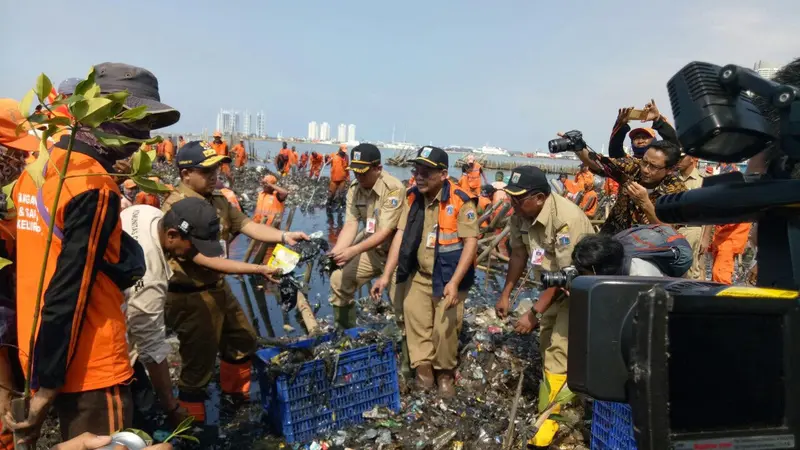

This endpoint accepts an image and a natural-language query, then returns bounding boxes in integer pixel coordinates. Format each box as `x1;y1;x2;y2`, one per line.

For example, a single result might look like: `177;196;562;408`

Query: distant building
308;121;319;141
347;124;356;143
320;122;331;141
216;109;236;134
754;60;781;80
337;124;347;143
243;110;251;136
256;111;266;137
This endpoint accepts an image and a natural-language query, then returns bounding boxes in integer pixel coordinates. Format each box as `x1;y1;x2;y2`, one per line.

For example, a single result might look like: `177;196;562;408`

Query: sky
1;0;798;152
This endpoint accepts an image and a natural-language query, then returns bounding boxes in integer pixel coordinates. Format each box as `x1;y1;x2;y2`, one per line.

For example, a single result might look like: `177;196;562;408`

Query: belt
167;280;223;294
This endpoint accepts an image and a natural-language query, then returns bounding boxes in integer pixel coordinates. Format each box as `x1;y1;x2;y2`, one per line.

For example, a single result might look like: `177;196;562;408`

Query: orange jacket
278;148;292;174
604;178;619;196
309;153;324;175
563;179;581;196
290;151;299;167
579;190;598;217
713;222;752;254
300;153;309;168
211;141;229;157
575;170;594;190
478;196;492;213
14;141;134;392
156;141;166;158
134;191;161;208
466;162;482;190
231;144;247;168
178;138;186;149
163;139;175;163
330;152;349;183
220;188;241;212
253;191;285;226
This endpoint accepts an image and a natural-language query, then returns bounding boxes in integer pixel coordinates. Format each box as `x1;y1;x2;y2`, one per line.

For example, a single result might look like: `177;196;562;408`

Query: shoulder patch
446;204;455;216
388;197;400;208
466;210;476;221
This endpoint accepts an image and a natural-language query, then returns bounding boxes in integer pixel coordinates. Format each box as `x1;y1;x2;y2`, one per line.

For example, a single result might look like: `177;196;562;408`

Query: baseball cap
93;62;179;130
629;128;656;139
0;98;40;152
123;179;137;189
347;143;381;174
176;141;231;169
213;131;222;138
503;166;551;196
163;197;224;257
410;146;448;170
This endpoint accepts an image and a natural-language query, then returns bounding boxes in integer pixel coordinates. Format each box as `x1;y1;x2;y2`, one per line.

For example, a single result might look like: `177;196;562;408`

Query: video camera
568;62;800;449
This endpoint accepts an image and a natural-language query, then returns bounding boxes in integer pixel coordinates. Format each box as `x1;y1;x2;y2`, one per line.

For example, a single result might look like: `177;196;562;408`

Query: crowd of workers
0;57;773;450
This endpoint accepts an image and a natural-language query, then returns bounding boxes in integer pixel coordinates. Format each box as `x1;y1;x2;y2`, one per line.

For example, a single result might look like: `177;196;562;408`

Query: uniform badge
466;210;476;221
557;233;570;246
511;172;521;183
421;147;432;158
446;205;455;216
179;220;190;233
390;197;399;207
353;151;361;161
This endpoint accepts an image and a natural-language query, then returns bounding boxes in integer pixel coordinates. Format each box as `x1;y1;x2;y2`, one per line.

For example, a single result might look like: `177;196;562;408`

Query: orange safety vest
156;141;165;158
330;152;349;183
220;188;242;212
253;191;284;226
563;179;581;196
466;162;482;190
310;153;323;173
14;145;134;393
211;141;229;157
575;170;594;190
163;140;175;163
579;190;598;217
478;196;491;213
231;144;247;168
300;153;309;168
604;178;619;196
290;151;299;167
134;191;161;208
396;181;475;297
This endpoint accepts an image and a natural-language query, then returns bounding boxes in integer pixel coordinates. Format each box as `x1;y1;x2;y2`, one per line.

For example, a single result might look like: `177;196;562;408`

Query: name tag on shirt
426;232;437;249
531;247;545;266
366;218;376;234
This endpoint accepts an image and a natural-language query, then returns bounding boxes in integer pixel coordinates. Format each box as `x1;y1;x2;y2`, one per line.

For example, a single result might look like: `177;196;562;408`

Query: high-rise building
754;60;781;80
256;111;266;137
337;124;347;143
320;122;331;141
216;109;236;134
307;121;319;141
243;110;251;136
347;124;356;143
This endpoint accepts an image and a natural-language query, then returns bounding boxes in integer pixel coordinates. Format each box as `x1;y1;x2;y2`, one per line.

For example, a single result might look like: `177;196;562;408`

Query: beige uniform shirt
679;166;703;191
510;193;595;272
398;186;479;276
345;171;406;253
121;205;172;365
162;183;252;287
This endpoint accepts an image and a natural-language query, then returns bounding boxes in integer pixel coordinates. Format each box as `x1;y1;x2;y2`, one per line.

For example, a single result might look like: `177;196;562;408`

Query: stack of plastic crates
254;328;401;443
591;400;637;450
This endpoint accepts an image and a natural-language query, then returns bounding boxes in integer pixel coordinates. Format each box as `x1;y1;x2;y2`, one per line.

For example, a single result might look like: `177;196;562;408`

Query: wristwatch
531;307;543;320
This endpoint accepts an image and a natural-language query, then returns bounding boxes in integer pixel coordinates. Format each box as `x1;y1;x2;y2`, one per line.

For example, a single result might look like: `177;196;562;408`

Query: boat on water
473;145;510;156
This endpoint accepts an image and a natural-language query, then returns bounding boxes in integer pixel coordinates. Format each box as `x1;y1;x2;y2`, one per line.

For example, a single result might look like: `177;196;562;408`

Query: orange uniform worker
9;63;181;443
217;179;242;212
163;137;175;163
210;131;230;177
231;139;247;168
574;164;594;191
708;222;752;285
253;175;287;226
134;177;163;209
603;178;619;196
462;154;487;197
276;142;292;176
327;145;350;206
309;151;324;178
299;152;309;170
178;136;186;149
121;179;138;210
290;146;299;172
578;180;598;219
156;139;166;161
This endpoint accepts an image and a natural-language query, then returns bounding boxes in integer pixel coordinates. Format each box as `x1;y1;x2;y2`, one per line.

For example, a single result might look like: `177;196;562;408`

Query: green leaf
123;428;153;445
23;143;50;189
105;91;129;105
548;413;567;423
553;387;576;405
91;130;159;148
73;69;95;96
19;90;35;116
52;94;86;107
117;105;149;122
131;150;153;177
34;73;53;104
83;84;101;99
2;181;16;213
176;435;199;444
47;116;72;128
0;258;11;271
71;98;116;127
131;177;172;195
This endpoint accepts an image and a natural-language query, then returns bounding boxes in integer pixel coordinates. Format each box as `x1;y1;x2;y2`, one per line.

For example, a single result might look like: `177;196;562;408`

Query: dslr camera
548;130;586;153
540;266;579;289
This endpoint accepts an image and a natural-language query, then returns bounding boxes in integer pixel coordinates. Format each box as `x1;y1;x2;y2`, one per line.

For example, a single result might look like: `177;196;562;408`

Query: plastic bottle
97;431;147;450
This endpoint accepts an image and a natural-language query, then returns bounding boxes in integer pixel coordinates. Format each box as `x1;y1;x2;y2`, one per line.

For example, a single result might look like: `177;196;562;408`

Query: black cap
176;141;232;169
410;146;448;170
163;198;224;257
93;62;179;129
503;166;551;196
347;144;381;174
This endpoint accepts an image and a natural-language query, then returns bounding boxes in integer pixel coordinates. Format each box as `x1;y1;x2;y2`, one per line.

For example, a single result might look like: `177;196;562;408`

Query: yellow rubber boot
529;371;569;447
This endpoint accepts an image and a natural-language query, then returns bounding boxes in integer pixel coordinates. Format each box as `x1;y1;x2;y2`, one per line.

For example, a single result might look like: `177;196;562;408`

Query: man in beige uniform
328;144;405;329
676;155;705;280
373;146;478;398
164;141;307;421
494;166;594;447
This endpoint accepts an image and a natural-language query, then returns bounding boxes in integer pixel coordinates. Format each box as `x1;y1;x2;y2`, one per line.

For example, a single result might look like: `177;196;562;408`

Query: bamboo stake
502;371;525;450
477;225;511;264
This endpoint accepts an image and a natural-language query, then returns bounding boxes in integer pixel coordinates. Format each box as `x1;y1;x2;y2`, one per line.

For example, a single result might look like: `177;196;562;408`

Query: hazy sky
1;0;798;151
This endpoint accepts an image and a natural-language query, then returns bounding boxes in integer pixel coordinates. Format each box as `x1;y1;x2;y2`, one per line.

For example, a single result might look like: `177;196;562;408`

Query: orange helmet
123;179;137;189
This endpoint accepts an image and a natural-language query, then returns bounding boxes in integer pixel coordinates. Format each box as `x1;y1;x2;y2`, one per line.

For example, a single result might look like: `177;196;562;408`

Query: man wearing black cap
121;198;228;429
327;143;405;340
163;141;308;422
373;146;478;398
495;166;594;447
9;62;179;443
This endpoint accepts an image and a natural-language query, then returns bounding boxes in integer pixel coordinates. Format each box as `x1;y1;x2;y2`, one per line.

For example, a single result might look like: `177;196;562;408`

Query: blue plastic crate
591;400;637;450
255;328;401;443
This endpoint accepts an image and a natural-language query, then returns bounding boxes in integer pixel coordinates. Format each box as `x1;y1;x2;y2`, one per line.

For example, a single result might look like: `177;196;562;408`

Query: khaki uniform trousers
403;271;465;371
329;250;402;324
165;280;257;395
681;226;705;280
540;296;570;375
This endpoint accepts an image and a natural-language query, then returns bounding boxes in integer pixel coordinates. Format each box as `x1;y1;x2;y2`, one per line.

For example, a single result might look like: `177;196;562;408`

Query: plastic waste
97;432;147;450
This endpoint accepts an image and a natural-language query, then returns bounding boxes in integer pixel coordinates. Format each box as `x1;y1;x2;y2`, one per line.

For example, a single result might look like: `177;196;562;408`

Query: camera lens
548;137;571;153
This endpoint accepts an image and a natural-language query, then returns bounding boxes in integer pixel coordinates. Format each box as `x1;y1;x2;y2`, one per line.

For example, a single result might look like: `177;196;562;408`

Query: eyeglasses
509;193;534;205
640;159;666;171
411;167;442;179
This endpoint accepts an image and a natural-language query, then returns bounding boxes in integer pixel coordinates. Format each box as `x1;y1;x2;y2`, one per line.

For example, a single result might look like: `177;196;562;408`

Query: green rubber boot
332;304;357;330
